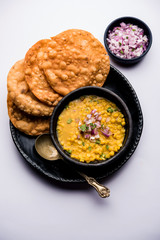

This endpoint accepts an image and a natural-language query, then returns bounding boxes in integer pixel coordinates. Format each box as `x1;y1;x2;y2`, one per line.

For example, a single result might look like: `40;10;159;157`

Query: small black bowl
104;16;152;65
50;86;133;174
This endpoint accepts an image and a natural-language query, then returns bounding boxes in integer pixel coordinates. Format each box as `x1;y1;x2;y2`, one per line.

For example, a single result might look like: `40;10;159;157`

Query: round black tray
10;65;143;182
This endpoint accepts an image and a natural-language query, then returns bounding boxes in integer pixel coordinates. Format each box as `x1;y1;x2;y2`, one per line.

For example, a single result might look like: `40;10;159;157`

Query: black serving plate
10;65;143;182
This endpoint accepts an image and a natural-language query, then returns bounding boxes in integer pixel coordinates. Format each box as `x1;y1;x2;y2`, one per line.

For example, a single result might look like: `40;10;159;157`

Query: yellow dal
57;95;125;163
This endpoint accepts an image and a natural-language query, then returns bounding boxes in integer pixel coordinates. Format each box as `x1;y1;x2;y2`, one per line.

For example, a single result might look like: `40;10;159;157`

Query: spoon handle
78;172;110;198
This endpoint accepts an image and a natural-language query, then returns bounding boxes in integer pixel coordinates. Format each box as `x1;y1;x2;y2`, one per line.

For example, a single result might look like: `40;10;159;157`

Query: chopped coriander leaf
80;96;86;101
91;96;97;99
88;146;92;151
86;126;89;130
107;107;114;113
82;142;85;146
93;99;100;103
100;153;106;159
120;50;124;54
106;145;109;150
101;124;104;129
67;118;72;124
119;42;122;46
80;124;87;132
132;29;136;31
90;123;96;129
95;139;101;144
67;150;72;154
65;105;69;109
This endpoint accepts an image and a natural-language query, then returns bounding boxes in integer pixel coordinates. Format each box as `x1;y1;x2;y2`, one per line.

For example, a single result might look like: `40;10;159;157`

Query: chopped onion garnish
101;127;112;137
95;121;101;128
84;134;90;139
107;22;148;59
91;109;97;114
91;129;98;135
78;109;111;142
87;114;91;119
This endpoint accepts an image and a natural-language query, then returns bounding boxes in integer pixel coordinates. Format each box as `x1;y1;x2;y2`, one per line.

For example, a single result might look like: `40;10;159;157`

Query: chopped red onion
90;136;96;141
95;134;100;139
78;108;112;141
101;131;110;137
101;127;111;138
97;116;102;121
94;112;99;117
91;129;98;135
85;119;94;125
107;22;148;59
95;121;101;128
84;134;90;139
91;109;97;114
77;135;80;139
87;114;91;119
78;121;82;126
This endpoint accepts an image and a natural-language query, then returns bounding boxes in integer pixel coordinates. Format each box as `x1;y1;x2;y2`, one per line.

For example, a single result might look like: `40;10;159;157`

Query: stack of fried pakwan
7;29;110;136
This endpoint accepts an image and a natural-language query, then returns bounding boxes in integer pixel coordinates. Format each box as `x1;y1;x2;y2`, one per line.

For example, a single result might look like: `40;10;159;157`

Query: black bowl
50;86;133;174
104;16;152;65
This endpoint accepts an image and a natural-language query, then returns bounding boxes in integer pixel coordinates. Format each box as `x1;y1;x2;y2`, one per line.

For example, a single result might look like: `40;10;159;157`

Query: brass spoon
35;134;110;198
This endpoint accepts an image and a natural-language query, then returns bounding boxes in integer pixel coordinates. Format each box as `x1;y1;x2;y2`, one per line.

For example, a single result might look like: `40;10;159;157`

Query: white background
0;0;160;239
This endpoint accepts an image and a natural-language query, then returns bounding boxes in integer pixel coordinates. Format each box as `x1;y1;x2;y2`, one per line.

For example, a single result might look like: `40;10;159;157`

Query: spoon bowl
35;133;61;160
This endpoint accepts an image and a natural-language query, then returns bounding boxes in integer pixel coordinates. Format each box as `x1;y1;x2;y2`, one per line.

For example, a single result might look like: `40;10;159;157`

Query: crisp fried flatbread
24;39;62;106
41;29;110;95
7;94;50;136
7;59;55;116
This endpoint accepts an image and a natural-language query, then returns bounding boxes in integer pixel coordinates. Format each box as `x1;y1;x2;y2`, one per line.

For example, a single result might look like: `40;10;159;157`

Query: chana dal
57;95;126;163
